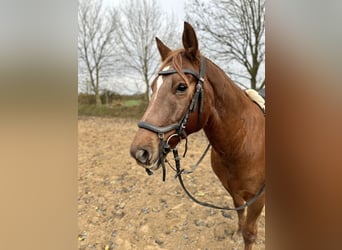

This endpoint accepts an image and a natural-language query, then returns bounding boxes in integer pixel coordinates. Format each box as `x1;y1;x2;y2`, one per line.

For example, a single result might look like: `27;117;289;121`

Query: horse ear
182;21;199;60
156;37;171;61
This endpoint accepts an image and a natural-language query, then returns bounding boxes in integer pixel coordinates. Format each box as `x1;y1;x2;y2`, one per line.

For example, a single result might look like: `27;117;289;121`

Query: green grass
123;99;141;107
78;99;147;119
111;99;142;107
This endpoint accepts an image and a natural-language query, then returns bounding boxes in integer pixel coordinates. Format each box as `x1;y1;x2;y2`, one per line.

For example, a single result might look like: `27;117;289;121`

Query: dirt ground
78;116;265;250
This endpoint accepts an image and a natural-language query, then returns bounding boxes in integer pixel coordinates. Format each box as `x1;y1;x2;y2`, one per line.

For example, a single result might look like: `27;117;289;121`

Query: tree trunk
144;67;150;101
251;76;257;90
95;90;102;106
144;83;149;101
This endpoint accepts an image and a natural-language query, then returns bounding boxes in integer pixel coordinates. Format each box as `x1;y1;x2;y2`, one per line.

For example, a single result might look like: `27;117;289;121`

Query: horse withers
130;22;265;250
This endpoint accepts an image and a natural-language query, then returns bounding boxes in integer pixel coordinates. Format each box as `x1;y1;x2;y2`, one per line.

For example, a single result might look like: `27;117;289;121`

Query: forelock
159;49;190;85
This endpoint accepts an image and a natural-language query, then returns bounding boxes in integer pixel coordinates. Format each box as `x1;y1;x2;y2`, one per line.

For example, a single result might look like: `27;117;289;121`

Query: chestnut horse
130;22;265;250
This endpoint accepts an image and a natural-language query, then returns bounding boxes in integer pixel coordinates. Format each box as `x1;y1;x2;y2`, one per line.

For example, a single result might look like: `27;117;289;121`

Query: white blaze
156;75;163;93
143;66;170;119
151;66;170;102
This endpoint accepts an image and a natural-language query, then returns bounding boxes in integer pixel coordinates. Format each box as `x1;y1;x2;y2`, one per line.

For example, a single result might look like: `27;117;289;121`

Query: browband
158;69;201;82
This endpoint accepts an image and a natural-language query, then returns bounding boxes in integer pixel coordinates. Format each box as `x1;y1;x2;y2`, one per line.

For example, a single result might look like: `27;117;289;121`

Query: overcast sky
104;0;185;26
81;0;264;93
91;0;187;94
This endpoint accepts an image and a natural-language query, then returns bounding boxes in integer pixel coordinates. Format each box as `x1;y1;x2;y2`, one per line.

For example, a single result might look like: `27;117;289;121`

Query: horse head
130;22;210;172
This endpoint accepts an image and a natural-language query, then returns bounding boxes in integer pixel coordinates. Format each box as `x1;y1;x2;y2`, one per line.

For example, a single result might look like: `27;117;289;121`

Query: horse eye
176;83;188;93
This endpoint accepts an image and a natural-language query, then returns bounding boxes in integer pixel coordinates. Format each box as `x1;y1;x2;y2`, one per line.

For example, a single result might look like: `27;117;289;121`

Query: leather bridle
137;55;206;181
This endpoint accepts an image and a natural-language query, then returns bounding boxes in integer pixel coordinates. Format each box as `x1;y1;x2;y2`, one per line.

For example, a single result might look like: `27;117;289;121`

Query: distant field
78;98;147;119
113;99;141;107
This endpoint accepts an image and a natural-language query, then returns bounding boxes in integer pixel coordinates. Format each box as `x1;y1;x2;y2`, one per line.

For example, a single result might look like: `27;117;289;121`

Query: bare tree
78;0;119;105
186;0;265;90
117;0;180;100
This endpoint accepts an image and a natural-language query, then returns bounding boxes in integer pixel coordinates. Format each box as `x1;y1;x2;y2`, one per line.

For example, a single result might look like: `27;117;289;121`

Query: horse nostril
135;148;151;164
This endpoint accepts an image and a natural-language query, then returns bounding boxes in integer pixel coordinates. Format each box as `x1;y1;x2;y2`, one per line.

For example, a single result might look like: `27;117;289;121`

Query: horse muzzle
130;137;161;168
133;147;152;165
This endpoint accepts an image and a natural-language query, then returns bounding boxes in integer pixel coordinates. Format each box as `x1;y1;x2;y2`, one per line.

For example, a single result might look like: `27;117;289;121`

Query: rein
172;148;266;211
137;55;265;211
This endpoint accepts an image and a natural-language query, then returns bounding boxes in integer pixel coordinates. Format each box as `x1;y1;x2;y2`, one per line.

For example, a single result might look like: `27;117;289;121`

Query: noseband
137;56;206;180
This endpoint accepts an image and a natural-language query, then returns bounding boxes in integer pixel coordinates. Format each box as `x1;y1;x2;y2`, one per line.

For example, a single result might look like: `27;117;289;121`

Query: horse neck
203;60;252;154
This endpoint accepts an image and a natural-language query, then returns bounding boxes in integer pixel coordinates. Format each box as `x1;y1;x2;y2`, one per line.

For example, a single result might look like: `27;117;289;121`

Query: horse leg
211;156;244;234
242;193;265;250
231;194;246;234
